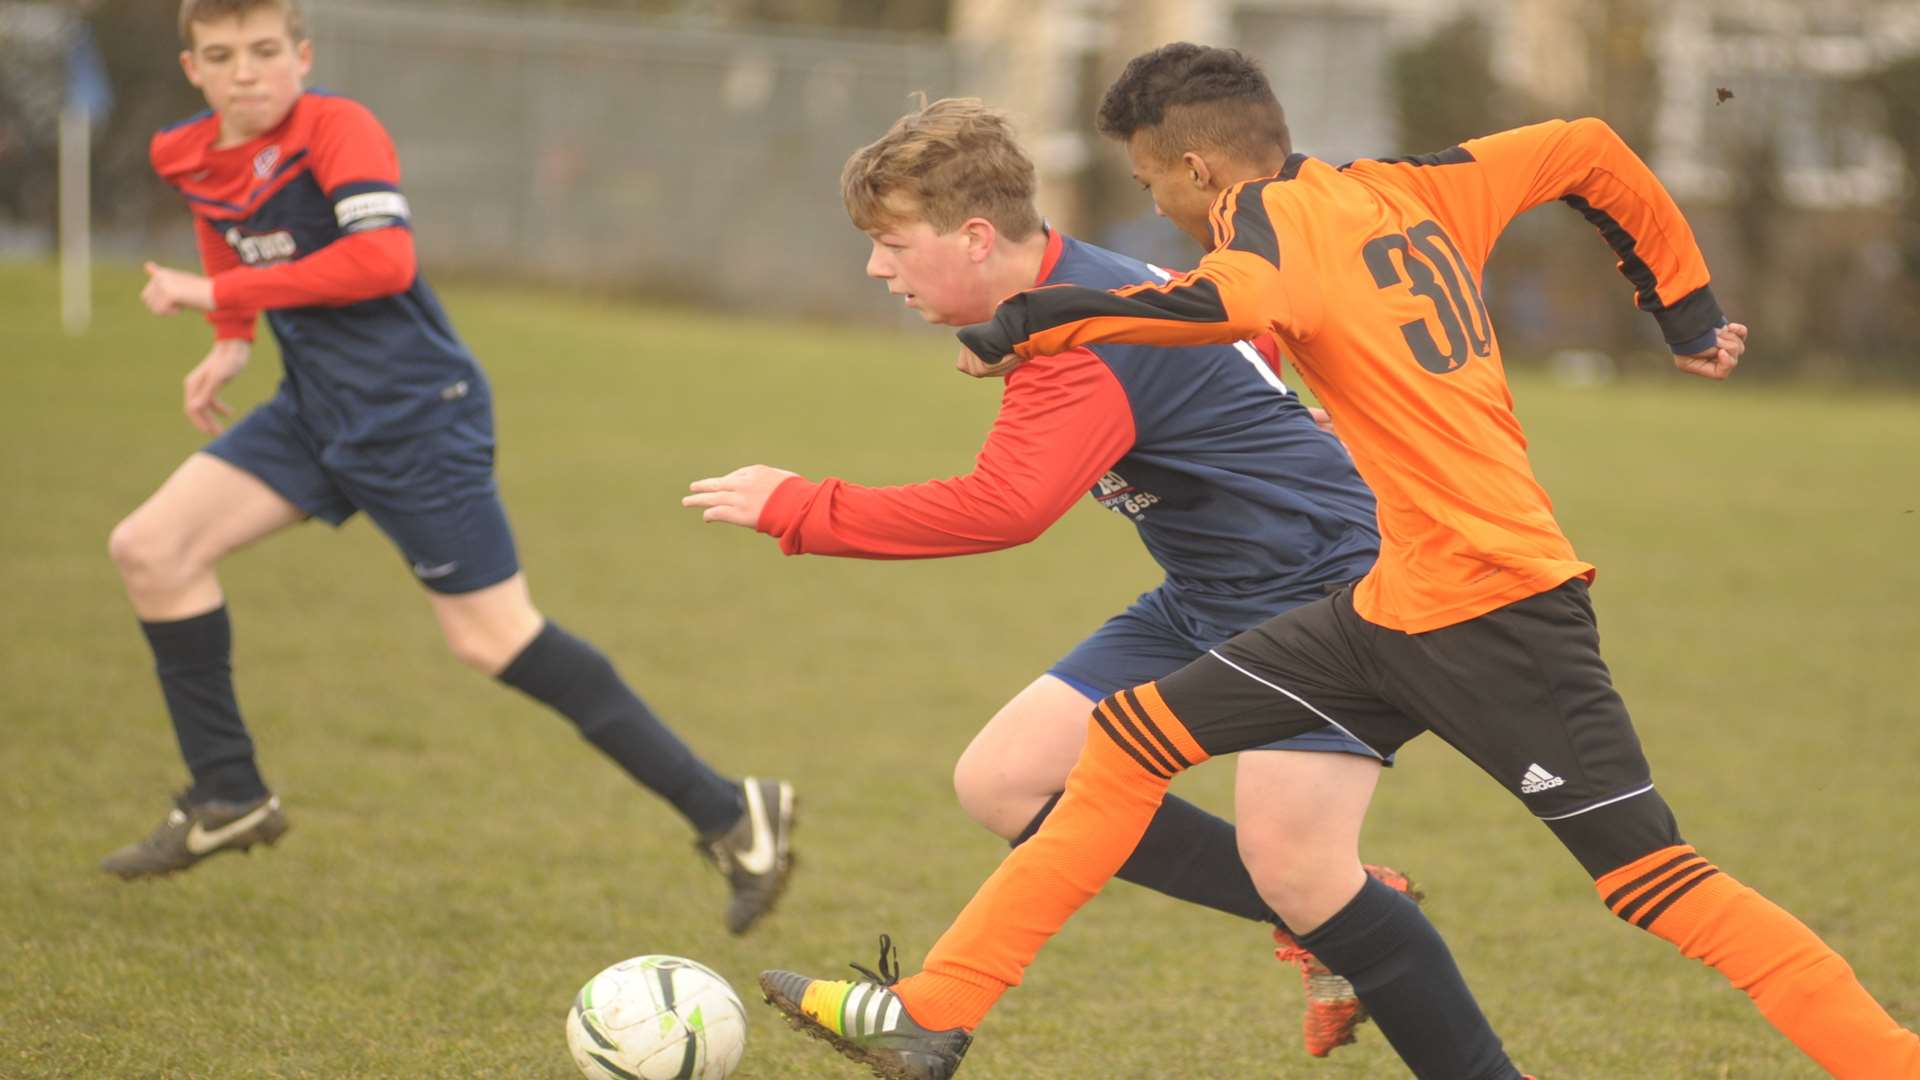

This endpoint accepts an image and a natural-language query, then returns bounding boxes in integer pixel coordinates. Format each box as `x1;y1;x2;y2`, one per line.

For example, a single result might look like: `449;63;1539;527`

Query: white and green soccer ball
566;955;748;1080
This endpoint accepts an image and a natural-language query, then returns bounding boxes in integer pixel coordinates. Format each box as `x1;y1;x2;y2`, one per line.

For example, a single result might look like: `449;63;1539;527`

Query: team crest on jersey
1093;470;1161;519
252;145;281;180
224;226;297;266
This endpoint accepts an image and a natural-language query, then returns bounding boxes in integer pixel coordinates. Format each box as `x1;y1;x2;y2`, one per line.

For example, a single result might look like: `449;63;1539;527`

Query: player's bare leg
952;675;1099;840
439;573;795;934
425;571;544;675
109;451;306;620
1235;750;1377;931
102;452;304;878
1236;750;1384;1055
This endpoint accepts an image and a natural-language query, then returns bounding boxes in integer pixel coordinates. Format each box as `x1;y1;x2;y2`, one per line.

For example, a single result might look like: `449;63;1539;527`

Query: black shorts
1156;578;1654;820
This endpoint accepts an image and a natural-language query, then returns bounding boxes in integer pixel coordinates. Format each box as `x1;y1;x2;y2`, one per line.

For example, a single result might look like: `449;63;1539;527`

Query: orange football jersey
960;118;1724;632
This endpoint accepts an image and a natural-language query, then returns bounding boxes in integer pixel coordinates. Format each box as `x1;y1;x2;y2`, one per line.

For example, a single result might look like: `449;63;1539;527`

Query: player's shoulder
149;109;218;174
1048;233;1164;291
1339;145;1478;178
1213;155;1320;241
298;89;392;141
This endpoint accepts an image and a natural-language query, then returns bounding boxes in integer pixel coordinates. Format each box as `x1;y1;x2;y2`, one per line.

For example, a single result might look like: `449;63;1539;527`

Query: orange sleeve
1399;118;1724;353
958;179;1299;363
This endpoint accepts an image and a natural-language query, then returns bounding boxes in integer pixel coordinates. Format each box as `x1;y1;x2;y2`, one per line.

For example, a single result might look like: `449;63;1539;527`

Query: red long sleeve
757;348;1136;558
211;226;415;311
194;217;258;341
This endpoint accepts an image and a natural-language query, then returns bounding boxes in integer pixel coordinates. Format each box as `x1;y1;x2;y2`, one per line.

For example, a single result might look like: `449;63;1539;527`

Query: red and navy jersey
152;90;484;442
758;229;1378;638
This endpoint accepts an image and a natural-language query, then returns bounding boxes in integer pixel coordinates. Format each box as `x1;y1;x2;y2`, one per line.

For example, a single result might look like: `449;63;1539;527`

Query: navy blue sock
139;606;267;804
1015;791;1280;926
1298;876;1519;1080
499;622;742;835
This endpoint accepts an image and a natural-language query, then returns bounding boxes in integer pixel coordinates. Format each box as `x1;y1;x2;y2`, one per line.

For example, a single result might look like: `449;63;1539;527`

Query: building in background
3;0;1915;374
958;0;1919;375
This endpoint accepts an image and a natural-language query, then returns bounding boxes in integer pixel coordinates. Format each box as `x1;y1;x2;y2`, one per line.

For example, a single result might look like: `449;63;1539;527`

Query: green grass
3;260;1917;1078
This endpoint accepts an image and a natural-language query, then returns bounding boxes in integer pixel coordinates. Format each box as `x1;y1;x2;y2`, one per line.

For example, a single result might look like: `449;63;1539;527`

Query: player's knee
1241;833;1362;930
108;514;184;585
1236;825;1306;895
951;750;1022;839
443;625;512;674
1240;818;1353;891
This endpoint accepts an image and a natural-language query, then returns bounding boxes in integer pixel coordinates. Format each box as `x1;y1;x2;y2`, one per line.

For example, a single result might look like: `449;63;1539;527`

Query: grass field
3;260;1917;1078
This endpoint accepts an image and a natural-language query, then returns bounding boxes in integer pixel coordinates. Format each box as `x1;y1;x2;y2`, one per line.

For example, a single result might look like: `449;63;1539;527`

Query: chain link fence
307;1;974;319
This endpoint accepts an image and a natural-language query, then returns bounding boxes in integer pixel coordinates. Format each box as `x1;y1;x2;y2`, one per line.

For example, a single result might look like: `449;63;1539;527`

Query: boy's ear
179;48;200;88
961;217;997;262
1182;151;1215;191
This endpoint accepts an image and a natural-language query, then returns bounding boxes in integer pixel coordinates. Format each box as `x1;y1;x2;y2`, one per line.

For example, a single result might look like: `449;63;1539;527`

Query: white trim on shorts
1206;648;1387;762
1533;782;1658;822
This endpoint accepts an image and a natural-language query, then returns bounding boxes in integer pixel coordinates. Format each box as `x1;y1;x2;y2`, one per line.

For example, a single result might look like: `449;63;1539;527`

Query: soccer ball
566;955;748;1080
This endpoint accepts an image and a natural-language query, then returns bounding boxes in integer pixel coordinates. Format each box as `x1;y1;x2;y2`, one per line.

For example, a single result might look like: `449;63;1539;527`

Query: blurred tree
1857;50;1920;378
0;2;69;229
86;0;206;231
1388;13;1506;152
1581;0;1657;149
1862;51;1920;280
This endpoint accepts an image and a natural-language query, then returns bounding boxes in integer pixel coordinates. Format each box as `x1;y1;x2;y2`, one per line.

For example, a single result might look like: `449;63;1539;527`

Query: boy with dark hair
760;43;1917;1079
103;0;795;937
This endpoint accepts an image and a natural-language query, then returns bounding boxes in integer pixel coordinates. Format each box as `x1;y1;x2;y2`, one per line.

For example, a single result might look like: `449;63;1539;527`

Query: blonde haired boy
690;98;1519;1075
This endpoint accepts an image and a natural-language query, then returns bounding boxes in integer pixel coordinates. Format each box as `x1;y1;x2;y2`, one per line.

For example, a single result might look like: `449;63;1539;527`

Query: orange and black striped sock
893;684;1210;1032
1597;845;1920;1078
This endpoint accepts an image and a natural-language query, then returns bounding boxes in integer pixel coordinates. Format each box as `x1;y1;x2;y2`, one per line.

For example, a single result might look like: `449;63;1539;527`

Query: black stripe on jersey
956;319;1016;367
1651;283;1725;351
962;271;1239;363
184;191;248;214
330;178;402;200
1356;146;1477;169
1633;867;1721;929
1561;193;1661;311
1614;858;1709;924
1104;696;1179;777
1602;852;1700;911
1093;700;1173;780
1208;195;1233;249
1054;276;1232;327
157;108;214;135
1121;688;1194;771
1222;180;1280;267
1278;153;1308;181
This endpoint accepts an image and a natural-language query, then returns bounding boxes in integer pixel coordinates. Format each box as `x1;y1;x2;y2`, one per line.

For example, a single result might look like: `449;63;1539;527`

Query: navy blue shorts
204;391;520;595
1048;585;1387;761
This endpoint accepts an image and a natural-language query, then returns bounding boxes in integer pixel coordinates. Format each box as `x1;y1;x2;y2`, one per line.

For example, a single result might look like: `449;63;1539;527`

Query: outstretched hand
141;262;216;315
683;464;799;528
1674;321;1747;381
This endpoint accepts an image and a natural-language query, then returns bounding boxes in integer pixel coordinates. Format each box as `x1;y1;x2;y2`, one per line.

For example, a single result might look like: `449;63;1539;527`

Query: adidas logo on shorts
1520;763;1565;795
